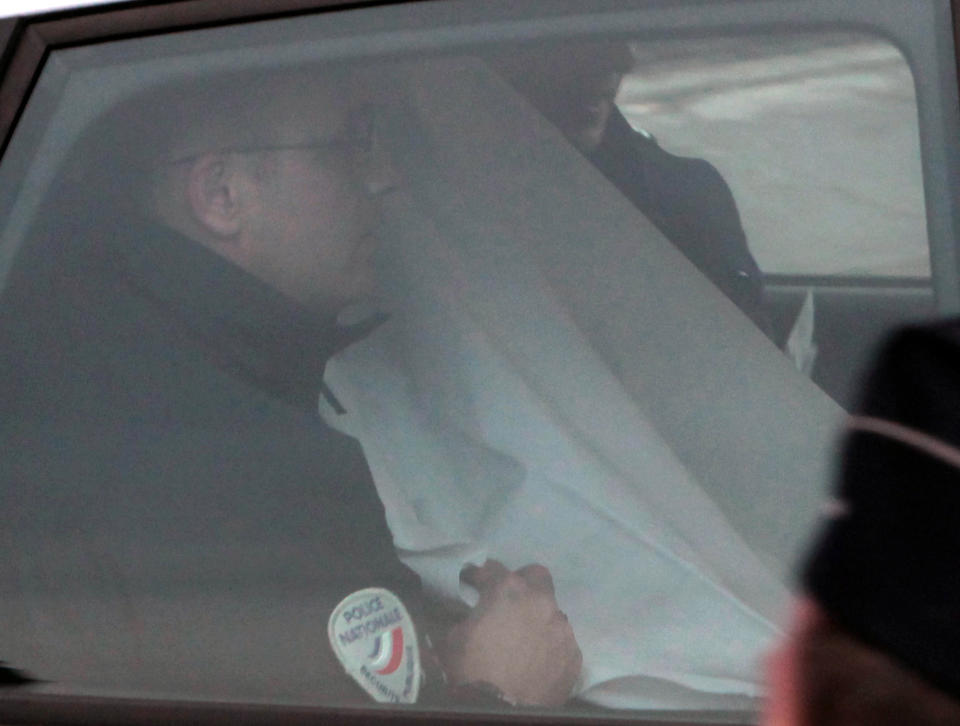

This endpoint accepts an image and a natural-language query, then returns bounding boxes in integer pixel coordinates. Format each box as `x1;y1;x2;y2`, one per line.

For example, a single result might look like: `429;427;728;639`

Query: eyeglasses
166;106;377;165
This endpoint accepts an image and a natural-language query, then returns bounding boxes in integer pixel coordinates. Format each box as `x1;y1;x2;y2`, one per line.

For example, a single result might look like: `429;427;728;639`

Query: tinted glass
0;1;953;722
620;33;927;278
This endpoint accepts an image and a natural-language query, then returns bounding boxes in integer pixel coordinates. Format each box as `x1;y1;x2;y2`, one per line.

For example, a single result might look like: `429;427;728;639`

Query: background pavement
619;32;929;278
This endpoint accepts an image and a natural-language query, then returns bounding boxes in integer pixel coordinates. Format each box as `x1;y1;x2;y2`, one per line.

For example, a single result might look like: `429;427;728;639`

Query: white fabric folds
324;59;844;710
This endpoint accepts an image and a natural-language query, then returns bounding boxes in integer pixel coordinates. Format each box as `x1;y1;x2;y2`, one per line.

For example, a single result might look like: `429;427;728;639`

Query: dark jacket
0;206;432;704
589;109;771;336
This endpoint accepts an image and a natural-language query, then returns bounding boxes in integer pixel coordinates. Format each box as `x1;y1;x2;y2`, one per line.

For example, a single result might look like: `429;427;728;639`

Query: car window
604;30;933;406
0;1;958;724
619;32;928;279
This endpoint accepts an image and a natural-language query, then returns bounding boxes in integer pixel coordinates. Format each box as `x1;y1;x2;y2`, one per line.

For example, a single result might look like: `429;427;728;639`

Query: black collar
117;218;382;412
588;107;652;172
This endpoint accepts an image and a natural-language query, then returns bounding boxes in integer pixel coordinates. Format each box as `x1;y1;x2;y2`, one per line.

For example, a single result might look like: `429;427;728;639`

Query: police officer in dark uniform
0;66;580;708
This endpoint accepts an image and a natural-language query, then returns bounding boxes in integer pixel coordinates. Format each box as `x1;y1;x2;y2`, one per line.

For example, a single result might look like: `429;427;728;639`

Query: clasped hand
441;559;582;707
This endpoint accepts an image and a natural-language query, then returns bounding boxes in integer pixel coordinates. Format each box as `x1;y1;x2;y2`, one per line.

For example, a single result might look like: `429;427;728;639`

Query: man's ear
185;152;245;239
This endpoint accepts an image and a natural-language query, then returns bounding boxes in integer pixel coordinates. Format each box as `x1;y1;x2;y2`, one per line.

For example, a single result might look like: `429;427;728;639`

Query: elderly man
0;66;579;707
760;319;960;725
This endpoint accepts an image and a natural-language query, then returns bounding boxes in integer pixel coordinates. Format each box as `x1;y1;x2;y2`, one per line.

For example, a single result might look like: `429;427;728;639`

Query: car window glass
619;33;927;278
0;1;953;723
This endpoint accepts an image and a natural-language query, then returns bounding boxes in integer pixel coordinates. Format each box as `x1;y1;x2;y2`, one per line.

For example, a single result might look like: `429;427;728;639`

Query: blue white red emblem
327;587;421;703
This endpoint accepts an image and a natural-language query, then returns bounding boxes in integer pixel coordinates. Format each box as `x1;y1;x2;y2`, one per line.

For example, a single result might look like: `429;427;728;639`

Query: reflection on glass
0;17;929;723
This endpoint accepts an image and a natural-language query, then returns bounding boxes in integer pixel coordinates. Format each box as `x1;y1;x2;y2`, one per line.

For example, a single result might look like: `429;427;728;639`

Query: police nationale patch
327;587;421;704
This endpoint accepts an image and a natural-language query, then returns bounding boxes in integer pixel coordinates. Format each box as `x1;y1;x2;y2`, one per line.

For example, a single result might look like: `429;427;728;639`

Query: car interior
0;0;958;724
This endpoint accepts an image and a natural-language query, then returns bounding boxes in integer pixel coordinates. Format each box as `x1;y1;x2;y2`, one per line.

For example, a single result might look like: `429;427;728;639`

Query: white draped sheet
324;58;845;710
